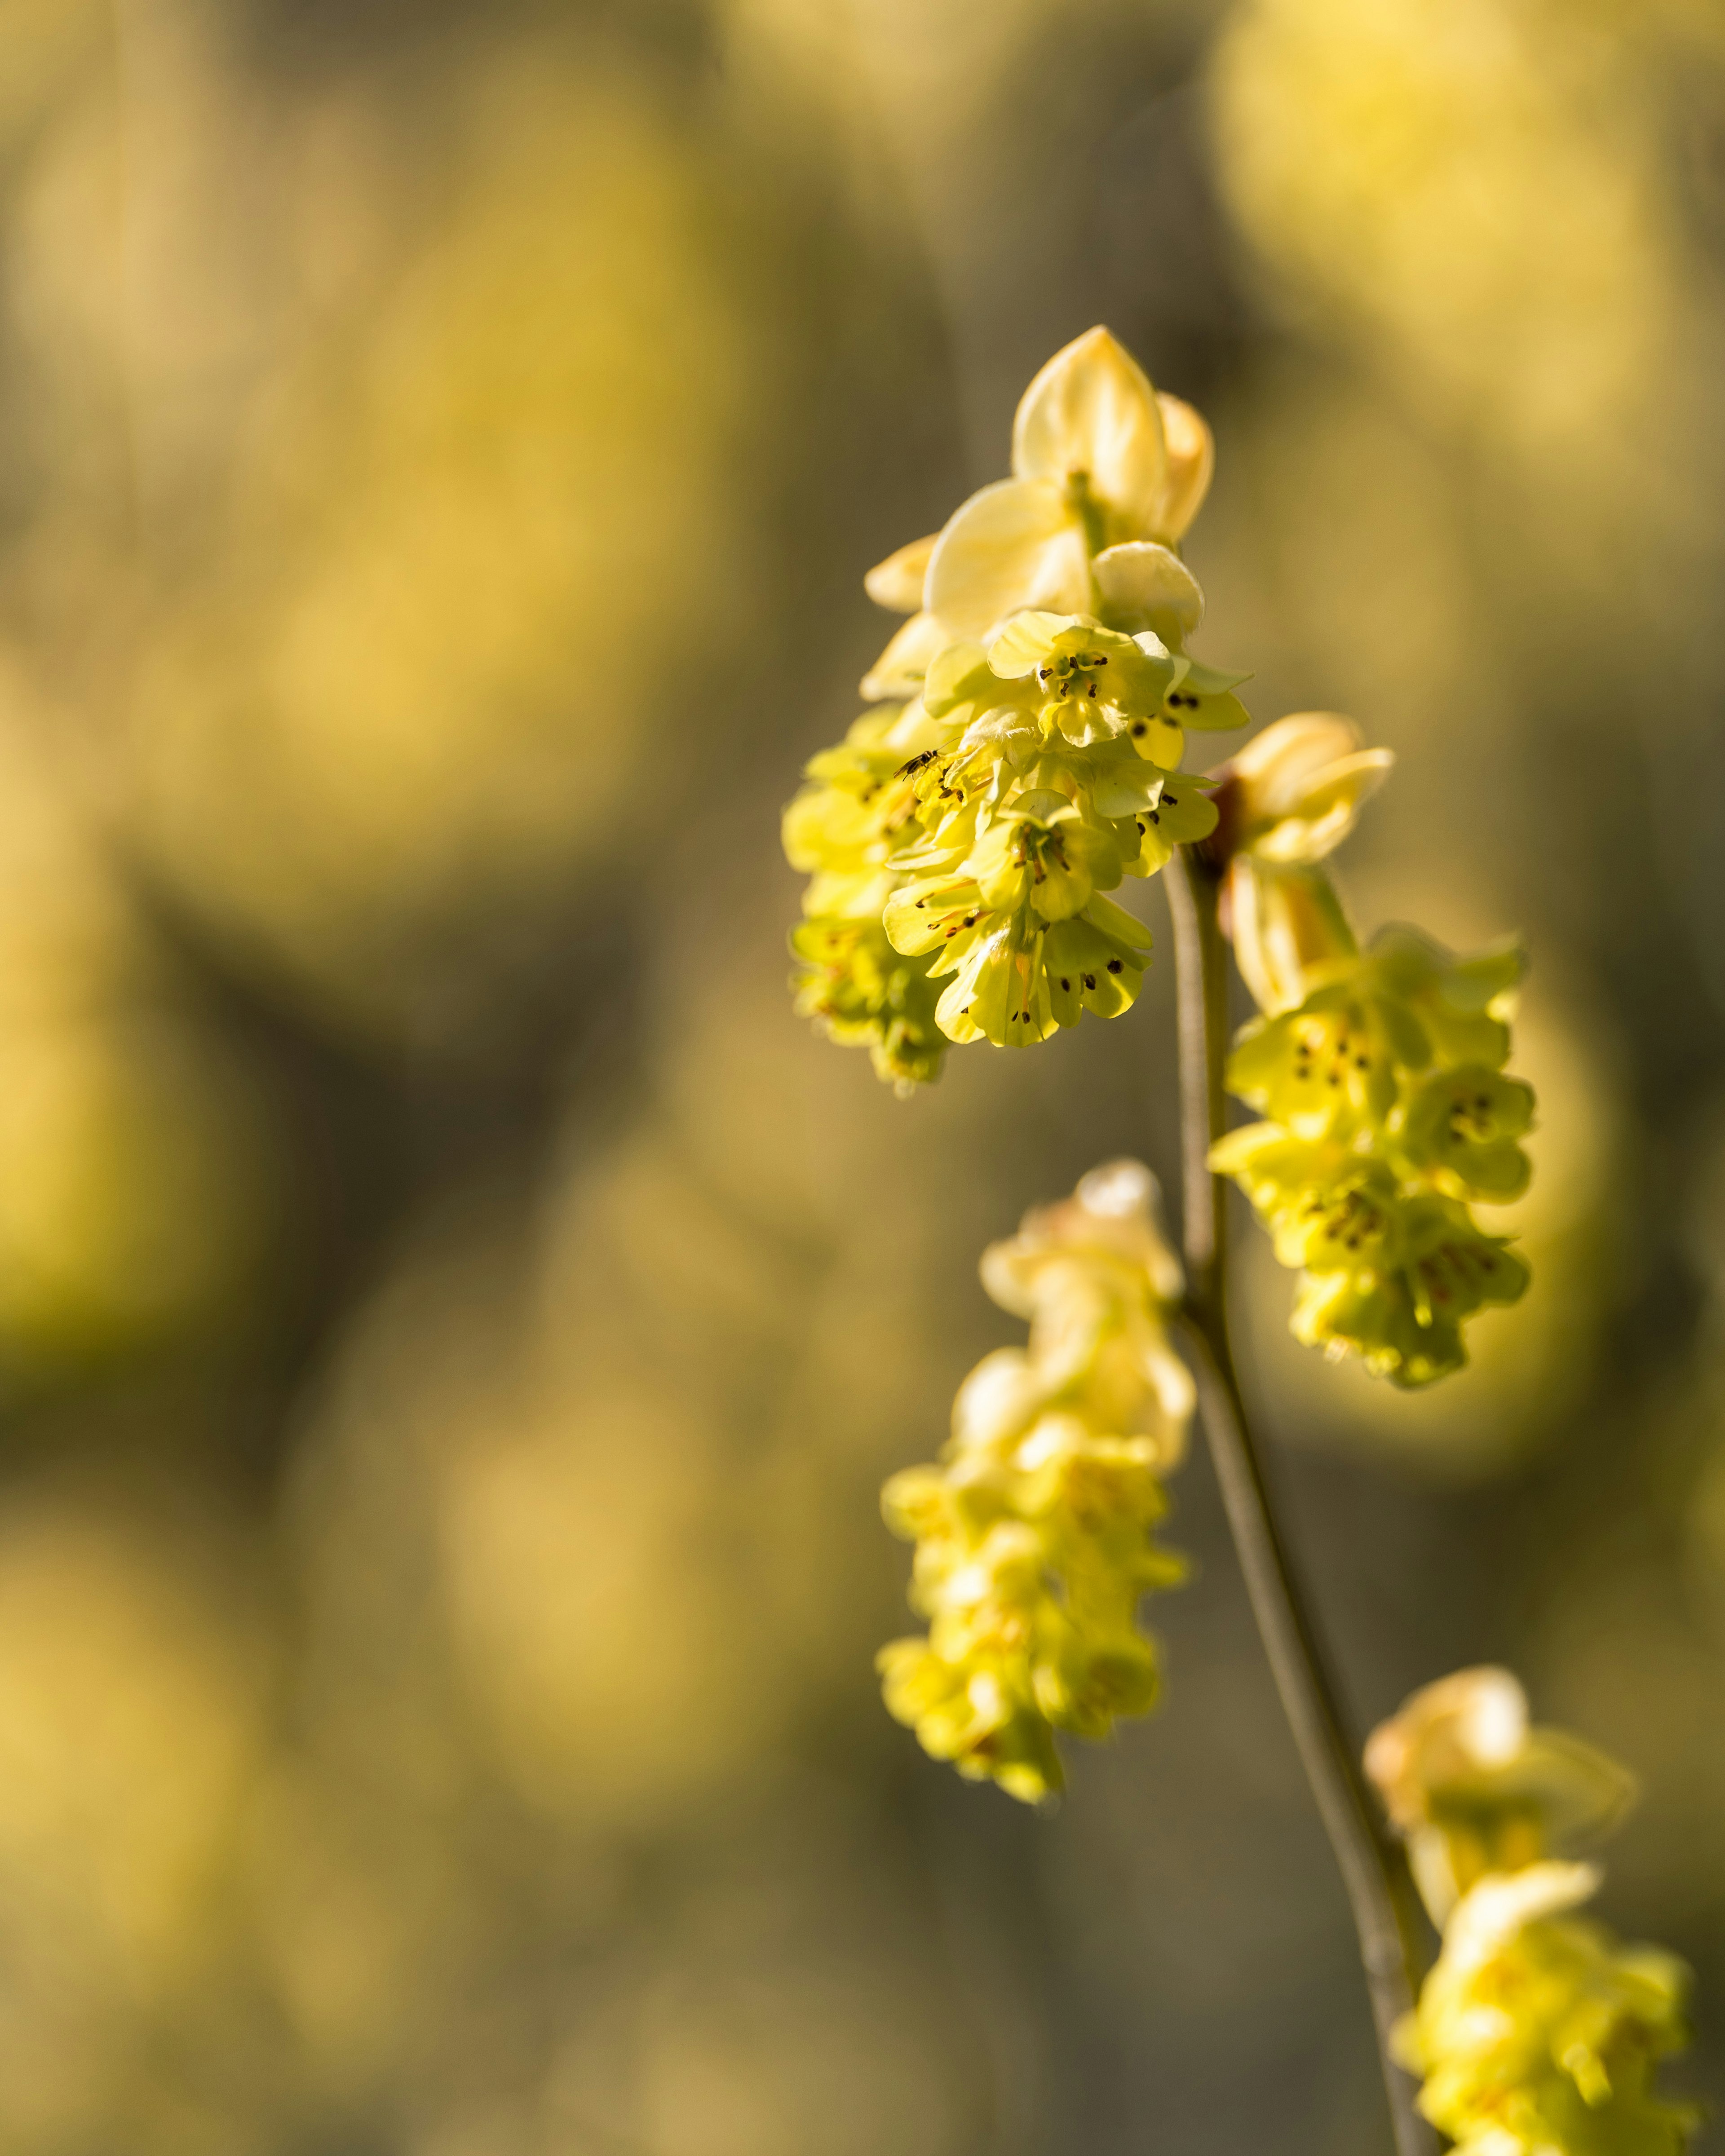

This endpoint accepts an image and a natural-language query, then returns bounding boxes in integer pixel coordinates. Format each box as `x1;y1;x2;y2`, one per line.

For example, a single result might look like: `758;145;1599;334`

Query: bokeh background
0;0;1721;2148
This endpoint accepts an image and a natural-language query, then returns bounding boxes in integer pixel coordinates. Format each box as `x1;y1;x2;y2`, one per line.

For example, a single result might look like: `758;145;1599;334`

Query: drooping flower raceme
784;328;1250;1085
1367;1670;1694;2156
1208;716;1537;1386
877;1161;1193;1802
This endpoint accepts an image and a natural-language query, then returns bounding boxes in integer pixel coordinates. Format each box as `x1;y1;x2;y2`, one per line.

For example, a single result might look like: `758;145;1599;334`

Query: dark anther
1060;977;1071;991
1131;722;1146;737
1106;958;1123;974
1083;973;1097;990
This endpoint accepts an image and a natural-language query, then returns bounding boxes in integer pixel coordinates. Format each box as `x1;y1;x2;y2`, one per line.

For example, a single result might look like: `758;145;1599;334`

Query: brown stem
1165;848;1435;2156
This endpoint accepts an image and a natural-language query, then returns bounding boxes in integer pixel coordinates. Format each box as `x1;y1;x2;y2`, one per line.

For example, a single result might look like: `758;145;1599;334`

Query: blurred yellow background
0;0;1720;2148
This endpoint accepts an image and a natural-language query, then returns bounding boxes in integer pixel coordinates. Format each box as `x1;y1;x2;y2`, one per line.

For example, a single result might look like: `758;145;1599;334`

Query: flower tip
1074;1156;1159;1220
864;533;939;613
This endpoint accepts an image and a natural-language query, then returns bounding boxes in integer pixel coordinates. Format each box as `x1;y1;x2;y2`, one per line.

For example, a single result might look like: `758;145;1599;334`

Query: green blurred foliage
0;0;1718;2150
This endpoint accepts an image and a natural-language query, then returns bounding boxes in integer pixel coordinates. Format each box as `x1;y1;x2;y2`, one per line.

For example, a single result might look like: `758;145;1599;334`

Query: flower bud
1366;1667;1638;1923
1211;712;1394;867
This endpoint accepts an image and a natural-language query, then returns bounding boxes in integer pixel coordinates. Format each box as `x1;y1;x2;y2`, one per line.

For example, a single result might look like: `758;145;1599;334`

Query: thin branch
1165;848;1436;2156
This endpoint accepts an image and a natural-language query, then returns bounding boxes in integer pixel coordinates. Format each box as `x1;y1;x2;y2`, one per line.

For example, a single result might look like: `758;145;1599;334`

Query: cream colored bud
1011;327;1168;528
1365;1666;1638;1923
1221;712;1394;865
981;1157;1184;1316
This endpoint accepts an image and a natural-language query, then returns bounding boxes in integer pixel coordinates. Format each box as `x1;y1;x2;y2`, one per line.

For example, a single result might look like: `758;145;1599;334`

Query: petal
925;479;1090;639
923;639;994;716
1093;542;1205;642
1011;327;1167;529
1089;754;1162;821
1182;658;1252;696
1152;393;1214;539
861;610;948;700
883;876;981;955
1226;860;1358;1015
1129;716;1185;767
864;532;939;612
1082;891;1154;950
987;610;1086;679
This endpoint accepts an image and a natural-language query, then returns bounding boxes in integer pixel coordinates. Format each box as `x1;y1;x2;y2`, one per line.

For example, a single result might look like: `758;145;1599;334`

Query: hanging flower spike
1367;1670;1693;2156
1395;1862;1694;2156
787;329;1246;1085
1207;716;1536;1386
878;1162;1193;1801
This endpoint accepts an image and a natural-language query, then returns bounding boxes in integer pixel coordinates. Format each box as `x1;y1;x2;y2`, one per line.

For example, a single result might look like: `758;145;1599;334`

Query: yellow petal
863;532;939;613
986;610;1085;680
1092;541;1204;641
1153;393;1215;539
860;610;948;700
1010;327;1167;528
924;478;1090;640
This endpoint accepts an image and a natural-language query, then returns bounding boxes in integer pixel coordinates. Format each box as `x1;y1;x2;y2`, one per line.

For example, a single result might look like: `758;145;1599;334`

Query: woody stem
1165;846;1434;2156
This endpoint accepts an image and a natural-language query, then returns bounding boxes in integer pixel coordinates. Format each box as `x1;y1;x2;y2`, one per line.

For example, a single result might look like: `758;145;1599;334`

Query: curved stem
1165;848;1435;2156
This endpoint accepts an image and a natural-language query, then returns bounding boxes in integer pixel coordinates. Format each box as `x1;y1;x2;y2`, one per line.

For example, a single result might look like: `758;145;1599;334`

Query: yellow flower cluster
878;1161;1193;1801
1367;1669;1694;2156
1208;718;1536;1385
784;328;1251;1086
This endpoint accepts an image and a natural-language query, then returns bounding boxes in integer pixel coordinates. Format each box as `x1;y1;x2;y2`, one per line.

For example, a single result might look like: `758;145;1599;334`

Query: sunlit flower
1400;1064;1538;1202
987;611;1180;751
1365;1667;1637;1923
1394;1861;1693;2156
1213;712;1395;866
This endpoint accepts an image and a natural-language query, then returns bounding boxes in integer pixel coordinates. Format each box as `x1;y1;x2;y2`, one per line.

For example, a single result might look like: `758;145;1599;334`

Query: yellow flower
1365;1667;1637;1923
1394;1862;1693;2156
1215;712;1395;866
